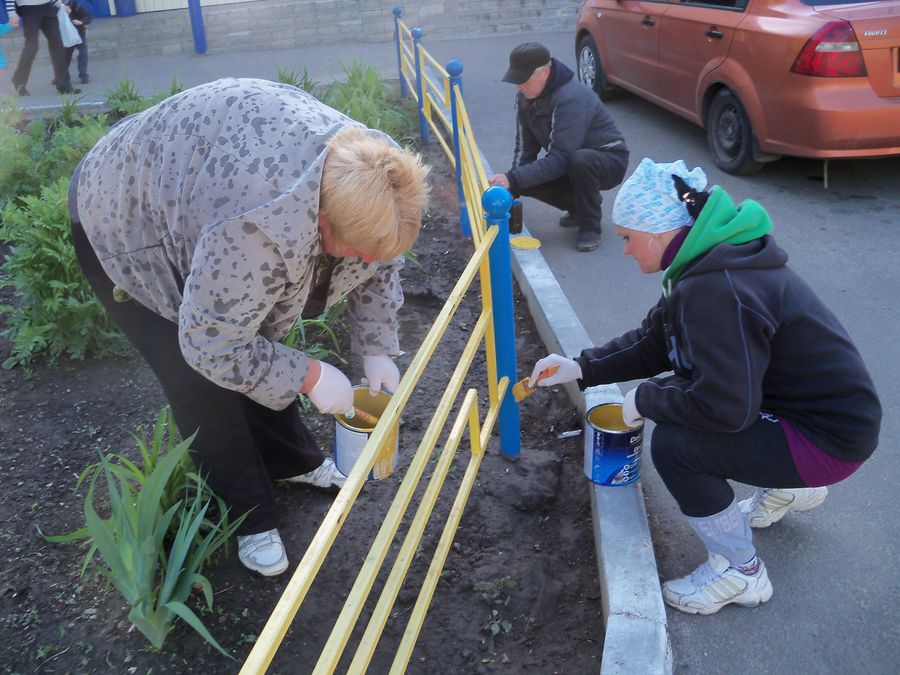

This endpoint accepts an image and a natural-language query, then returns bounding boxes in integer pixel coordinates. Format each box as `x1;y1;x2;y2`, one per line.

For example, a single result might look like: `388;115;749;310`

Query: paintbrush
345;407;380;427
512;364;560;402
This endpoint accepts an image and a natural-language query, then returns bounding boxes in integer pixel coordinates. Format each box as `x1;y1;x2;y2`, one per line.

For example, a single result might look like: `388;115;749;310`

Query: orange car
575;0;900;174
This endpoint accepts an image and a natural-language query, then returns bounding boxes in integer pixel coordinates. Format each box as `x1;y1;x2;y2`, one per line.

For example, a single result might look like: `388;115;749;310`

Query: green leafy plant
281;299;348;364
277;66;320;93
0;107;46;208
103;76;148;118
42;408;244;656
0;178;124;369
145;74;185;108
323;60;417;141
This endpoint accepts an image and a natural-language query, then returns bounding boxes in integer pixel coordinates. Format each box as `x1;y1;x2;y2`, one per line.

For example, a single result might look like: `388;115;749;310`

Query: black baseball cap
502;42;551;85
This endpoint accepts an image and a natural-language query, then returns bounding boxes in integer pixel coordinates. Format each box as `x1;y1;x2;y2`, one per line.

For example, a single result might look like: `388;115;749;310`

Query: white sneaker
662;553;773;615
238;528;289;577
738;487;828;528
282;457;346;492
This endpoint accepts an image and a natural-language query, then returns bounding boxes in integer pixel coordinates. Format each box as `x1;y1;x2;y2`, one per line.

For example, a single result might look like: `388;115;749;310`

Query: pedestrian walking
11;0;81;95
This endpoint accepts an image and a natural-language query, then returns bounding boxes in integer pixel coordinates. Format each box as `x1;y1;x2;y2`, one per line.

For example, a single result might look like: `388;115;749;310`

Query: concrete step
4;0;577;71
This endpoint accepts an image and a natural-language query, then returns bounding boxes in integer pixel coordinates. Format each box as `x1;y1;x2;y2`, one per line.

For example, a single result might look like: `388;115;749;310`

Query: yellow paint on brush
347;407;380;428
512;364;560;402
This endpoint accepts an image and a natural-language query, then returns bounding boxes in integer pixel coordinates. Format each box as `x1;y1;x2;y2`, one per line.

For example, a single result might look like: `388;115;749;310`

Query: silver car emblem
863;30;887;37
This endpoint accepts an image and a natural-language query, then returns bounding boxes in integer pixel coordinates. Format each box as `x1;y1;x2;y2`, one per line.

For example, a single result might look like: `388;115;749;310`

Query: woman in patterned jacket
69;78;430;576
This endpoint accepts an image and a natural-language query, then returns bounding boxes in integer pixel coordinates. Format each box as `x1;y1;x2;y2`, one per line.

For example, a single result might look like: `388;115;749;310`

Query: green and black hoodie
576;187;881;462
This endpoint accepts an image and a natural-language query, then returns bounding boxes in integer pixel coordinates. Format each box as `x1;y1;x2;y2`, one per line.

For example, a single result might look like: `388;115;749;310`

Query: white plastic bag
58;6;82;49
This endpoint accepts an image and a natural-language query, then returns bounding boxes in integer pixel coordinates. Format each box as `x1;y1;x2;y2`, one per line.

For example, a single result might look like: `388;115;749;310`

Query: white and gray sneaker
282;457;346;492
238;528;289;577
662;553;773;615
739;487;828;528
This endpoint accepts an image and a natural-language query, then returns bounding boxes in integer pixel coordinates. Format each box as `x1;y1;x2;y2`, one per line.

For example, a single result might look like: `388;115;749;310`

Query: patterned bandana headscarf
612;158;708;233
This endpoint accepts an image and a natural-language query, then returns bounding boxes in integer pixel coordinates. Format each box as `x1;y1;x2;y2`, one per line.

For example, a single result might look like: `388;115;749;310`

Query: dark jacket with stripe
575;192;881;462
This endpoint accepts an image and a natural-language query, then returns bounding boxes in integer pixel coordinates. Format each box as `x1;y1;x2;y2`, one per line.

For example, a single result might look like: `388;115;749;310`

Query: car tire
706;89;764;175
577;35;615;100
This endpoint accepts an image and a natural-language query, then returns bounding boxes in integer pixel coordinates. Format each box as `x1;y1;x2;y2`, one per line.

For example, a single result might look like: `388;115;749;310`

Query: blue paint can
584;403;643;486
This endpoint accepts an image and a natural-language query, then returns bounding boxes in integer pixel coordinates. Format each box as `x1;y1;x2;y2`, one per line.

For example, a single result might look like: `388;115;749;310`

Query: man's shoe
80;76;90;84
58;87;82;95
738;487;828;528
238;528;289;577
576;230;601;252
14;84;30;96
662;553;773;615
558;213;578;228
282;457;346;492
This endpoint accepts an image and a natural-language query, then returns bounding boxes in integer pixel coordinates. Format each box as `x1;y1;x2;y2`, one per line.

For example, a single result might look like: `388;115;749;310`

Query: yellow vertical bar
390;393;485;674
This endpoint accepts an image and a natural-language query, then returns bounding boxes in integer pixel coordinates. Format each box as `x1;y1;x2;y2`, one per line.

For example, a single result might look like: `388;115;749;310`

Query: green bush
0;178;124;369
323;60;418;141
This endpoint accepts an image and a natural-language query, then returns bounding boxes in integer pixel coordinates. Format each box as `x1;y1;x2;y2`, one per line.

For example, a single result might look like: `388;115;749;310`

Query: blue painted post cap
447;59;463;77
393;7;401;17
483;186;513;218
412;27;423;39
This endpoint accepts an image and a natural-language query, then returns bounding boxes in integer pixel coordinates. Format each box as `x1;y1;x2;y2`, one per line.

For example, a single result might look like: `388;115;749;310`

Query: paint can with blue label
333;387;399;481
584;403;643;486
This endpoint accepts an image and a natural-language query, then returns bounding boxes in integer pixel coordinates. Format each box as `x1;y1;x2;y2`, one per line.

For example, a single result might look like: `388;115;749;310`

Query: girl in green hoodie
528;158;881;615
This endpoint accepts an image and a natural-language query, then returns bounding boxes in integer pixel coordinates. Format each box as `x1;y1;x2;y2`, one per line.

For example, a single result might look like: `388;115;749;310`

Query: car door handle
641;16;655;27
705;28;724;39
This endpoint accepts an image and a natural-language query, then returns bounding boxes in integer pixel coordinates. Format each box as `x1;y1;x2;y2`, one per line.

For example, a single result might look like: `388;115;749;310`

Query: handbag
57;4;82;49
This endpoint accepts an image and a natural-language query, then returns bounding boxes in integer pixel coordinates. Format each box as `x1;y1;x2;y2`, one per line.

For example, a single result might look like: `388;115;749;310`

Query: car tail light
791;21;867;77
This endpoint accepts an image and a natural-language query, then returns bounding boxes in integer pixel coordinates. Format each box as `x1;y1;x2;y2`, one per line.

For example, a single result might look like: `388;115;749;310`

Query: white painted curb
509;227;672;675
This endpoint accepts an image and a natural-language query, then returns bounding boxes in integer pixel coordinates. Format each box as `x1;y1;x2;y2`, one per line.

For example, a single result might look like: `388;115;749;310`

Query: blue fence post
412;27;429;143
393;8;408;99
482;186;521;459
187;0;207;54
447;59;471;238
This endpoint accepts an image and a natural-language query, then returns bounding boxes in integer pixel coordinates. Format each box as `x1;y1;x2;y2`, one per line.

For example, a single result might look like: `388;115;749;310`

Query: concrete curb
509;229;672;675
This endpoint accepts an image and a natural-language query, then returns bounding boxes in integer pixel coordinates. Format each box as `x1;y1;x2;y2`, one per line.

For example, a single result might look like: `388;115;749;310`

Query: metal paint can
333;387;399;481
584;403;643;487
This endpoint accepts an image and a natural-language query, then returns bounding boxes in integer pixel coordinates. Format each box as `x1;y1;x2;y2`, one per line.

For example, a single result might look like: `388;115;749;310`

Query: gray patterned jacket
75;78;405;410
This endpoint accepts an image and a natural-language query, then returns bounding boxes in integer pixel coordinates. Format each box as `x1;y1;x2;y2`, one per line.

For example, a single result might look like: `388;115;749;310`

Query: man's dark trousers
11;3;74;93
517;148;628;234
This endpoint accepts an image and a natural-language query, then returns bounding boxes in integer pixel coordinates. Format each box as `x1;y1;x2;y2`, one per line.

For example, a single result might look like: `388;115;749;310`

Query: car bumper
754;78;900;159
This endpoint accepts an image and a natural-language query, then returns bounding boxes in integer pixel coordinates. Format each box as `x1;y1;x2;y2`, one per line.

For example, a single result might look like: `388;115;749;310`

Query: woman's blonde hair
320;127;431;260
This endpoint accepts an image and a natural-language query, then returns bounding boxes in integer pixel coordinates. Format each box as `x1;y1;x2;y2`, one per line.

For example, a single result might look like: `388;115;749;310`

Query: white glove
528;354;582;388
307;361;355;415
363;354;400;395
622;387;643;427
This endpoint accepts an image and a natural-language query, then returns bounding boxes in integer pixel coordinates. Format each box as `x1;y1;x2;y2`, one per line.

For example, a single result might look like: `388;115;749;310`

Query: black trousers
11;3;73;93
69;211;324;536
651;412;805;518
517;148;628;234
65;37;88;81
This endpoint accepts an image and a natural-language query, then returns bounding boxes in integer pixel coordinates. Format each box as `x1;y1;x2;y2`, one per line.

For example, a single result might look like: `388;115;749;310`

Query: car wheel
706;89;764;175
577;35;615;100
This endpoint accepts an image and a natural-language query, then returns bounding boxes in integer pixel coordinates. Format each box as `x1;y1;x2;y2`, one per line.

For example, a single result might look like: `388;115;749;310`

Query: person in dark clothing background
489;42;628;252
63;0;90;84
528;158;881;614
11;0;80;95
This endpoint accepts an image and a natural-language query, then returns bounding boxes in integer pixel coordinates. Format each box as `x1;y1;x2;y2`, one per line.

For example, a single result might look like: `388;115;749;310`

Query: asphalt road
425;30;900;675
